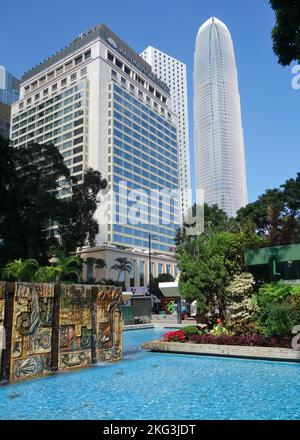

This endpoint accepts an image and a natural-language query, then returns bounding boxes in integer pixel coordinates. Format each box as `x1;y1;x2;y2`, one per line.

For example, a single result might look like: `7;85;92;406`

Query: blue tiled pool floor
0;328;299;420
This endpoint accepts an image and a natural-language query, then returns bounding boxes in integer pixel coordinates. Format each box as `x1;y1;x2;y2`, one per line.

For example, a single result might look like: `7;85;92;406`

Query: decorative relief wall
94;286;122;362
58;284;93;370
0;283;122;383
10;283;54;381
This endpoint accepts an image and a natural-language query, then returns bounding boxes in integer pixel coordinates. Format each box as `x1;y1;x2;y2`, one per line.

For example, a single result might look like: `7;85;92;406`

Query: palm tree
110;257;131;283
2;259;39;282
32;266;59;283
94;258;106;283
49;247;81;282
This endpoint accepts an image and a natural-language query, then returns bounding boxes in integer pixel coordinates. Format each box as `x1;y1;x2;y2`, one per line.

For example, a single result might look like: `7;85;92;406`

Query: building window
74;127;83;136
74;136;83;145
73;145;83;154
73;155;83;164
71;73;77;82
158;263;163;274
74;55;82;65
139;260;145;286
81;67;87;76
107;51;114;62
124;66;131;76
130;258;135;287
115;58;123;69
73;164;83;173
84;50;91;60
86;258;94;283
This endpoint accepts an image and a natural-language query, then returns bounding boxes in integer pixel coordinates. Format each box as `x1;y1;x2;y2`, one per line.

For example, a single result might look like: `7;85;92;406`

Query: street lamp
148;234;158;296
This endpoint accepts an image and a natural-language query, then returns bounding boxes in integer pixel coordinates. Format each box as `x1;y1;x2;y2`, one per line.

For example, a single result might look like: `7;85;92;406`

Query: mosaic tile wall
0;283;122;383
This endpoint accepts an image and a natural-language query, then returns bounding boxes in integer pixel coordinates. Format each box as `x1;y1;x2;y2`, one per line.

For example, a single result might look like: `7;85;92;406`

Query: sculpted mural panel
1;282;122;383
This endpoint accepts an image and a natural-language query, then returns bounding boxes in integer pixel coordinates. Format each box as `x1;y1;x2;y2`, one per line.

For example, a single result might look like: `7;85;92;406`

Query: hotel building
10;24;179;287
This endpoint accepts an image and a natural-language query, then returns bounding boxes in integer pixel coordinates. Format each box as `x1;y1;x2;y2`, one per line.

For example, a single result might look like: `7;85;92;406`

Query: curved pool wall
0;328;300;420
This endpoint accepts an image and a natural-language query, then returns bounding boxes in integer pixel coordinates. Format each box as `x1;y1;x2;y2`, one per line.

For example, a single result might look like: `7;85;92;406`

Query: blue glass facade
109;83;180;253
0;66;20;106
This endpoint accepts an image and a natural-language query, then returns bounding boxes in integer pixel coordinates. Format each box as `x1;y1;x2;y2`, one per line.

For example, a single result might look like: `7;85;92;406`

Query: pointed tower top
197;17;229;35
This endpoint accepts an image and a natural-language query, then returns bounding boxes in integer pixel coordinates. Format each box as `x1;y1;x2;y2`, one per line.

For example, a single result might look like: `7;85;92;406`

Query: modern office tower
10;24;179;286
0;66;20;137
0;65;20;105
193;17;247;218
140;46;191;222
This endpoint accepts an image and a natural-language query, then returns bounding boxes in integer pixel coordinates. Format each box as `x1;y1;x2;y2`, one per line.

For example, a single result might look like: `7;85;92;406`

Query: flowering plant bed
162;330;291;348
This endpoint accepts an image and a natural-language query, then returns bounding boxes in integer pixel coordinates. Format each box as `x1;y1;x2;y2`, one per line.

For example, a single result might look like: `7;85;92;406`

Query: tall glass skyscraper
0;66;20;105
193;17;247;218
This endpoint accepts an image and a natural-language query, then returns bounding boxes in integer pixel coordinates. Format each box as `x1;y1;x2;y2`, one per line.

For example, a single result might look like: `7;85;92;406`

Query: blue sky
1;0;299;202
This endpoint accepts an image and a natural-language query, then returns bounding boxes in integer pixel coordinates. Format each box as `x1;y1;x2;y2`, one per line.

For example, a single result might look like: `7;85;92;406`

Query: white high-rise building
194;17;247;218
10;24;180;287
140;46;191;222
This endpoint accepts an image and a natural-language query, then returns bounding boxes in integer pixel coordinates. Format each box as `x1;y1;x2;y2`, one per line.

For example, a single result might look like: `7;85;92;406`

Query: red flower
163;330;186;343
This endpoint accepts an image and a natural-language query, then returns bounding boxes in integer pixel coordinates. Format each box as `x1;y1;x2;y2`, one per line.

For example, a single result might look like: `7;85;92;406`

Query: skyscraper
0;66;20;137
10;24;179;287
193;17;247;218
141;46;191;222
0;65;20;106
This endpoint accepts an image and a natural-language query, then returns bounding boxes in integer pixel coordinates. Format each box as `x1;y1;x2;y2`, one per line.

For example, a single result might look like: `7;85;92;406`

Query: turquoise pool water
0;328;300;420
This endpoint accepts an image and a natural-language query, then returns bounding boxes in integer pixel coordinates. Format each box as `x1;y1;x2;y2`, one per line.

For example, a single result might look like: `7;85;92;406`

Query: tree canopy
57;168;107;254
236;173;300;245
0;137;70;265
178;230;264;322
270;0;300;66
0;136;107;266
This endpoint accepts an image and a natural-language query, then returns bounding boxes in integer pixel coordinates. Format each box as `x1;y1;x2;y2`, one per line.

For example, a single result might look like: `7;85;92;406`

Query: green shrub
182;325;202;336
257;282;300;337
259;303;293;337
